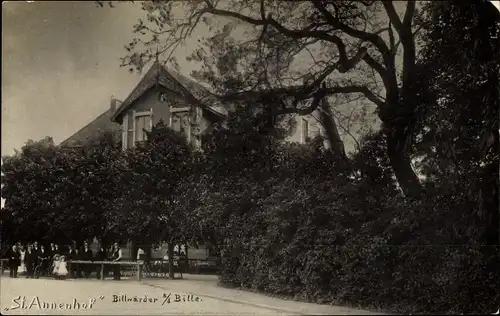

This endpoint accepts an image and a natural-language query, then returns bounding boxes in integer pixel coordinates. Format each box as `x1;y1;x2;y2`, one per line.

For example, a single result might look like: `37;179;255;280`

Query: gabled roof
59;108;121;148
111;62;226;122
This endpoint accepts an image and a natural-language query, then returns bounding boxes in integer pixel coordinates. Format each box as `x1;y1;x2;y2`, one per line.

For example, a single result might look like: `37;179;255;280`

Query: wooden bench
187;258;221;274
67;260;143;281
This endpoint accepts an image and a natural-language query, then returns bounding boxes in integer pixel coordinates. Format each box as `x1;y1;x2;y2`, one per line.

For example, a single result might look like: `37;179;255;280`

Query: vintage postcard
1;1;499;315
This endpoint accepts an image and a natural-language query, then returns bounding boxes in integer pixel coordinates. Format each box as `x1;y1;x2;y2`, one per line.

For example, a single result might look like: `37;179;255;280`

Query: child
52;254;60;278
57;255;69;279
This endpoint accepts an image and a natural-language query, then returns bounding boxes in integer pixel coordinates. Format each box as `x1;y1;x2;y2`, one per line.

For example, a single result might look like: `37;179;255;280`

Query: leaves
1;137;125;244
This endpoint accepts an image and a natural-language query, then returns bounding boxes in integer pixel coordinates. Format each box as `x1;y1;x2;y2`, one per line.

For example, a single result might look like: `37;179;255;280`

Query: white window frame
133;109;153;145
301;118;309;144
122;113;129;151
171;106;190;113
169;106;191;144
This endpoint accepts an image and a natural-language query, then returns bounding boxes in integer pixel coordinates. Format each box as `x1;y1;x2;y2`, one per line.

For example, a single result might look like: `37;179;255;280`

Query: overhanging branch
312;1;391;59
201;3;369;75
223;84;384;116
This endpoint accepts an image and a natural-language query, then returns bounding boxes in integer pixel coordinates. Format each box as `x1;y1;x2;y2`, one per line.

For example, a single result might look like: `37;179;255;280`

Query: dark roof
111;62;225;122
59;109;121;148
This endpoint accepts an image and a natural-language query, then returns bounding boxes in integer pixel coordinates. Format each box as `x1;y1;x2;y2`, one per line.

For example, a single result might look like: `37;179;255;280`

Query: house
60;62;320;149
59;62;322;261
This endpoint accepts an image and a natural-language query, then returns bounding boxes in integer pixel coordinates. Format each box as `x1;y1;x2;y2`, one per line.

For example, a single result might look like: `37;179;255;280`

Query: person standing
179;251;187;277
48;243;56;258
8;244;20;278
24;245;36;278
32;242;41;270
17;244;26;275
32;241;40;254
69;247;81;278
95;245;107;280
53;244;60;256
82;241;94;278
64;244;72;257
136;247;145;261
111;243;122;280
38;245;50;276
173;251;183;279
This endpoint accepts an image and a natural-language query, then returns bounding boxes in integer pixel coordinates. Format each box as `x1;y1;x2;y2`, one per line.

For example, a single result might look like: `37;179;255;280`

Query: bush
214;138;499;315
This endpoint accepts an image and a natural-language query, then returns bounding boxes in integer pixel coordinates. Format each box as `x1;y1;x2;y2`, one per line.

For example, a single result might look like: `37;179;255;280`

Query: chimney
110;96;116;113
110;96;122;113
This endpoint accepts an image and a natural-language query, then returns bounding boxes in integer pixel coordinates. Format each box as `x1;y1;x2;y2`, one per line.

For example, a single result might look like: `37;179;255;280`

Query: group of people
6;241;124;280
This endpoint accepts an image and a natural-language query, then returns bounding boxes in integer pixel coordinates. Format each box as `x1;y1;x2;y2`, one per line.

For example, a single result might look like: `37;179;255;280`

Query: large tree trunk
130;239;136;261
385;127;423;198
318;97;347;158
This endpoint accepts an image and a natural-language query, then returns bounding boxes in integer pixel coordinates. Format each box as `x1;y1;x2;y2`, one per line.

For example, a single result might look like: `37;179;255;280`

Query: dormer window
169;106;191;143
120;109;153;149
135;114;152;142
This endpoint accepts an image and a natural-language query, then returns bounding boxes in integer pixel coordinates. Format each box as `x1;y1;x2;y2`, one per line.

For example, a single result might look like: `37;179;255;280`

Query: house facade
60;62;320;150
110;62;231;151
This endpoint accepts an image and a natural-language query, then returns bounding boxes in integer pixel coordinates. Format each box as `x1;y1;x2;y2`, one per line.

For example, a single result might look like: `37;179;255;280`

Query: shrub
215;139;499;314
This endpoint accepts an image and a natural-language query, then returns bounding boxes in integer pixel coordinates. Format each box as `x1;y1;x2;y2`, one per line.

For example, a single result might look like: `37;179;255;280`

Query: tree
414;0;499;245
108;0;426;197
65;134;127;244
406;3;499;312
115;120;195;278
1;136;127;245
1;138;63;242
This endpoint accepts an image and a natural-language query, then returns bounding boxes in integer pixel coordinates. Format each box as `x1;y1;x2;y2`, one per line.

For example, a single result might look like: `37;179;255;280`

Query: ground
1;274;383;315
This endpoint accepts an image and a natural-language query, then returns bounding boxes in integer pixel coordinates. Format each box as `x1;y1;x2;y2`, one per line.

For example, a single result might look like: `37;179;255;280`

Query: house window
170;109;191;142
135;115;152;142
122;113;129;151
121;110;153;150
302;118;309;143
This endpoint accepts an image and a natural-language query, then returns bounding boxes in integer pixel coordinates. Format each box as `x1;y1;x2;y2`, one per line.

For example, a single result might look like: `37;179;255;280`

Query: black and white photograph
1;0;499;315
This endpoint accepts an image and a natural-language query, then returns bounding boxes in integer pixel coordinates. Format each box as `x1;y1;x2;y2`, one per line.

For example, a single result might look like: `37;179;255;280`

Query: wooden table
67;260;143;281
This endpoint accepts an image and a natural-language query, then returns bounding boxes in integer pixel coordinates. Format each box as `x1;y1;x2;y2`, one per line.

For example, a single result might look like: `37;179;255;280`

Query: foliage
111;120;195;245
1;136;125;245
414;0;499;246
213;136;498;314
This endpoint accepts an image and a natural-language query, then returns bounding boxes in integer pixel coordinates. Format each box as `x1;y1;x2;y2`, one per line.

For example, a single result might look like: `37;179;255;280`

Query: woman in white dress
18;245;26;275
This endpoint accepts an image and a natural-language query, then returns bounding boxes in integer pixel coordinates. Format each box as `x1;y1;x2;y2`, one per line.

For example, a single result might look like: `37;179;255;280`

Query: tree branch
201;5;365;74
312;1;391;58
259;0;266;20
362;52;390;87
403;1;416;27
383;1;416;110
382;2;403;33
223;82;384;106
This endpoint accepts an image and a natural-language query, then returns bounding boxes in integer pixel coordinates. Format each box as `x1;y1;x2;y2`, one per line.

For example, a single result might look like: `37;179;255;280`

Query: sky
2;1;499;158
1;1;427;157
2;1;209;156
2;1;139;155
